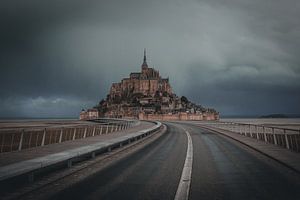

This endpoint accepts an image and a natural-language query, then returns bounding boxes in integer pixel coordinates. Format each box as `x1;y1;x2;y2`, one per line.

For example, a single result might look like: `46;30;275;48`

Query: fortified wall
138;112;219;121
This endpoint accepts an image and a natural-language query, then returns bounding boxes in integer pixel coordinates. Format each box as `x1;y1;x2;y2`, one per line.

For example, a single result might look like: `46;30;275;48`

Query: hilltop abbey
80;50;219;121
110;49;172;101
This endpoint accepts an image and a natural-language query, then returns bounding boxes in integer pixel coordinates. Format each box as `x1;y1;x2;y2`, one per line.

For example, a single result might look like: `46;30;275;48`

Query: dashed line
174;128;193;200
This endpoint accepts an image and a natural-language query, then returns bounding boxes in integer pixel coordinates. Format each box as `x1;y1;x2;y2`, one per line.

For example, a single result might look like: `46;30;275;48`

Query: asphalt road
50;122;300;200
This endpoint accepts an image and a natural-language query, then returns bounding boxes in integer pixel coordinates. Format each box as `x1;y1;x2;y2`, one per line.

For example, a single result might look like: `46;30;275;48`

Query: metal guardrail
203;122;300;152
0;119;137;153
0;121;162;182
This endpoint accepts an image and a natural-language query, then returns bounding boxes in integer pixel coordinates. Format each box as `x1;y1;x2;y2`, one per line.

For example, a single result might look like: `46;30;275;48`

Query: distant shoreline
259;114;288;118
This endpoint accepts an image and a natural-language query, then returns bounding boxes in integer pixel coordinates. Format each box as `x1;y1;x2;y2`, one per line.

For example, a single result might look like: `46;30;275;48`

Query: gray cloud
0;0;299;118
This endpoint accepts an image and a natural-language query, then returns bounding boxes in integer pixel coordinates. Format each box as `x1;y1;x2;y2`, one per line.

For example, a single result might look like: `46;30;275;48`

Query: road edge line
174;129;193;200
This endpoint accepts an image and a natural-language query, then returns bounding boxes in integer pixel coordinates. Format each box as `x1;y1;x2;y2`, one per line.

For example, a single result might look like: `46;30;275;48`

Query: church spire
142;48;148;68
143;48;147;63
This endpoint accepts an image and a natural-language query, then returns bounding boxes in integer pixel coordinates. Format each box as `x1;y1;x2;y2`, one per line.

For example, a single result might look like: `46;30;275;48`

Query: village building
79;108;99;120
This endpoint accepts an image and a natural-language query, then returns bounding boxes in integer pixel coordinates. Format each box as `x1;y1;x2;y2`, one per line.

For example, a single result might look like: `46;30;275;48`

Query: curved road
50;122;300;200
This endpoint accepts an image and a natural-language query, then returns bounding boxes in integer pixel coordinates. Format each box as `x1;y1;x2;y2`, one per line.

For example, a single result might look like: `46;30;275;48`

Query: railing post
255;125;258;139
18;129;24;151
72;128;76;140
284;129;290;149
249;124;252;137
41;128;46;146
106;125;109;134
59;128;63;143
83;126;87;138
272;128;277;145
263;127;267;142
93;126;96;136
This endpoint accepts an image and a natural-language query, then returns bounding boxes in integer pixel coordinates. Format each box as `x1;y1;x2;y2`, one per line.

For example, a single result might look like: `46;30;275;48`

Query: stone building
80;50;219;121
80;109;99;120
109;49;172;100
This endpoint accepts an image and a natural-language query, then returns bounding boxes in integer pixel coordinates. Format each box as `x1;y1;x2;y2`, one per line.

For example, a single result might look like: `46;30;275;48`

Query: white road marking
174;128;193;200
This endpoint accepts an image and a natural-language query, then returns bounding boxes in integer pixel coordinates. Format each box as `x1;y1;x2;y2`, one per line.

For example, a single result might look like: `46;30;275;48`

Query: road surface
47;122;300;200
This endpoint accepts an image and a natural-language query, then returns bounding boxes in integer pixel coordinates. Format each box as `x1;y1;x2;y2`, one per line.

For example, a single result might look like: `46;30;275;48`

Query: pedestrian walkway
196;124;300;173
0;121;153;167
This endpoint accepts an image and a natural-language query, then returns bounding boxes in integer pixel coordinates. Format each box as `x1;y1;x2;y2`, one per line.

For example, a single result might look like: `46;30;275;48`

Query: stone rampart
138;112;219;121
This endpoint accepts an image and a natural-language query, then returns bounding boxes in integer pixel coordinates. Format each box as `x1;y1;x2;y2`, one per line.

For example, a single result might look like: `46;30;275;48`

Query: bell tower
141;48;148;69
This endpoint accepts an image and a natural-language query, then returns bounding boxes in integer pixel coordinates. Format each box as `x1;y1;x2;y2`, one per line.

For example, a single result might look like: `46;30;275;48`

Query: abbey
80;50;219;121
109;49;172;101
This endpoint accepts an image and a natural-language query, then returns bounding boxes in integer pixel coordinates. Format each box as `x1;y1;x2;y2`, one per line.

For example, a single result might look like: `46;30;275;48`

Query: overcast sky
0;0;299;118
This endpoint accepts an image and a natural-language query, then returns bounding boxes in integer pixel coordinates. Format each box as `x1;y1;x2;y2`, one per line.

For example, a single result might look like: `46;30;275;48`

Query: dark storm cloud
0;0;299;118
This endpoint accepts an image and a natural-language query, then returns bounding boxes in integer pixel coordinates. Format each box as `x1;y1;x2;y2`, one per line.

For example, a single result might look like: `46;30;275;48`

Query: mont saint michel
80;50;219;121
1;1;300;199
